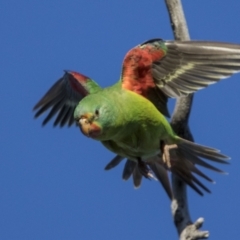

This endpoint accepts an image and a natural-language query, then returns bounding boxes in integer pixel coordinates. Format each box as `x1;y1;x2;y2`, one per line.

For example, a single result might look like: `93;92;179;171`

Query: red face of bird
78;112;102;139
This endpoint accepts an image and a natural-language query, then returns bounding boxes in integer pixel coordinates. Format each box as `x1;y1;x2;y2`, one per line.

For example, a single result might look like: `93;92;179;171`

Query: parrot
34;38;240;198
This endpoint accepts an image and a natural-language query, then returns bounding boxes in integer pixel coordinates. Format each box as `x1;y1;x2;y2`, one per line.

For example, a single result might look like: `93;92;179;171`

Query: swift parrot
34;39;240;198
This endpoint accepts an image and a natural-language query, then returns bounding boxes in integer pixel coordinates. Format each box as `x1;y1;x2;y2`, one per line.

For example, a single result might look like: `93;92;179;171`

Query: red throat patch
79;119;102;139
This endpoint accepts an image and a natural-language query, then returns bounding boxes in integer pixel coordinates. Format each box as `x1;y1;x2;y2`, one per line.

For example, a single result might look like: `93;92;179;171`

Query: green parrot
34;39;240;198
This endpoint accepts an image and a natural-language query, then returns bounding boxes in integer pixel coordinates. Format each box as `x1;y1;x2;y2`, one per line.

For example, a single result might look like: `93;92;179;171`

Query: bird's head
74;93;118;141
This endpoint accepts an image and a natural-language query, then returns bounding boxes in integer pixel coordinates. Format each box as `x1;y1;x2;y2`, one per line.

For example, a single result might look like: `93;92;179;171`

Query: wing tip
140;38;164;46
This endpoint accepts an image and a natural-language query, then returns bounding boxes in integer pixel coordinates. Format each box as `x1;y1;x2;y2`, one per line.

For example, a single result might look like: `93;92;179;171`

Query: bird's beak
79;117;91;137
78;114;101;139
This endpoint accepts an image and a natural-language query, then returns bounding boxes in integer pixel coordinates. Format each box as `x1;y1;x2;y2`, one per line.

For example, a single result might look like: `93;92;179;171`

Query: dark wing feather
154;41;240;98
147;158;172;199
122;160;137;180
104;155;125;170
33;71;101;127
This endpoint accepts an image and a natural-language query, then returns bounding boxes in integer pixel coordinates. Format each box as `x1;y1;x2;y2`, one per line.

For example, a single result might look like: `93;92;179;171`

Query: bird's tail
104;138;229;197
105;155;173;199
167;137;230;195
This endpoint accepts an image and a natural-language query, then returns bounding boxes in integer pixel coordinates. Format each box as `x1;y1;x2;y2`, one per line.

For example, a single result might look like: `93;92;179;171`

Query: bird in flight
34;39;240;198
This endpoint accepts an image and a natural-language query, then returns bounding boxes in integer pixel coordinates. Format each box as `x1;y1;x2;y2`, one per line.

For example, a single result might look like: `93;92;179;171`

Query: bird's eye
95;109;99;116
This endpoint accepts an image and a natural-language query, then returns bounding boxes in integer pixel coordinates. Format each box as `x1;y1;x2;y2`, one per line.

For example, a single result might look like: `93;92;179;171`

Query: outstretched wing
33;70;101;127
121;39;240;114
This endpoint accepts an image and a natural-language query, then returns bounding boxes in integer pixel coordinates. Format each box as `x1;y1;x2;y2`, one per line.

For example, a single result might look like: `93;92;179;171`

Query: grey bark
164;0;209;239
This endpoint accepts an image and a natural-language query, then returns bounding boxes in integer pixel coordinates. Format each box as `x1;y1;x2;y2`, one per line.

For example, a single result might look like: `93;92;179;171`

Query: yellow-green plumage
75;86;176;159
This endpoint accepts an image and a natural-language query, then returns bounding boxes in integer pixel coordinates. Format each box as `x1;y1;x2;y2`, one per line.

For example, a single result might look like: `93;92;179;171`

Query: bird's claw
161;142;178;168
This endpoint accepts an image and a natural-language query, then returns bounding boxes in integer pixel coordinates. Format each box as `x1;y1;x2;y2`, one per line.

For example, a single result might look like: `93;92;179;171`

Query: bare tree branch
164;0;209;239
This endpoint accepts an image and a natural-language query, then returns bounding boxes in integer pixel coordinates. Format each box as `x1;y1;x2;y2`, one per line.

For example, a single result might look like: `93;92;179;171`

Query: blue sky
1;0;240;239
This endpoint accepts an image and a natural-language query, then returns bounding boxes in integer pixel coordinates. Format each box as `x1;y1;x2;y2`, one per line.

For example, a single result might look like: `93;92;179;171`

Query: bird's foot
160;141;178;168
